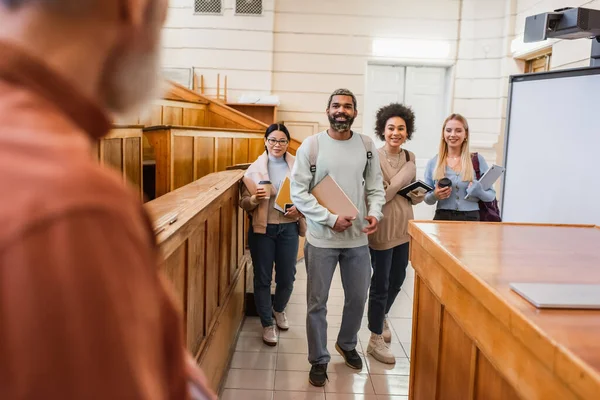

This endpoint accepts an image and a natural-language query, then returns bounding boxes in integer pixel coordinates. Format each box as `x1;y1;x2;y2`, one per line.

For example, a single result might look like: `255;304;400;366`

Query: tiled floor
221;260;415;400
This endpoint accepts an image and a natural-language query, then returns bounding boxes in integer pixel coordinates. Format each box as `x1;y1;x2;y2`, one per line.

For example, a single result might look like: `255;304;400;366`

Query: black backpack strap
358;133;373;180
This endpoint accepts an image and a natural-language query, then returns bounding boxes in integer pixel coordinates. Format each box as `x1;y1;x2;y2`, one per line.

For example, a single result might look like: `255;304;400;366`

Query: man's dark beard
328;113;355;132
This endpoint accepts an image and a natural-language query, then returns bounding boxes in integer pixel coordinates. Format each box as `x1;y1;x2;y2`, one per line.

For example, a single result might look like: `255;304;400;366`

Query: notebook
510;282;600;309
311;175;359;218
398;180;434;200
274;176;292;213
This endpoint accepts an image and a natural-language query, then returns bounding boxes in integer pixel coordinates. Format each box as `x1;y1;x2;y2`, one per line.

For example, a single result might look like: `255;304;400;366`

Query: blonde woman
423;114;496;221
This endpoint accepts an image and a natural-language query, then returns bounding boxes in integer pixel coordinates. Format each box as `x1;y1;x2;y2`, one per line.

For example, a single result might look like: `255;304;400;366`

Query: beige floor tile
370;375;409;396
401;343;411;359
279;325;308;340
286;303;308;314
273;391;325;400
236;337;278;353
224;369;276;391
289;294;307;304
274;370;325;392
386;298;414;319
220;389;274;400
279;338;309;354
375;396;408;400
327;296;346;306
387;319;412;343
364;357;410;376
325;394;378;400
287;312;308;326
325;373;374;394
276;353;311;372
231;352;277;370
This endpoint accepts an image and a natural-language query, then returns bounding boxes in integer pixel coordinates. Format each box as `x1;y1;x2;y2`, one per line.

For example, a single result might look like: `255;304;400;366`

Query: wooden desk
408;222;600;400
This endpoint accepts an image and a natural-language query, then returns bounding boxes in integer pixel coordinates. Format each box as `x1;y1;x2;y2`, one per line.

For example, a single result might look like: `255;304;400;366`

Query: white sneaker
263;325;278;346
367;333;396;364
273;310;289;330
382;319;392;343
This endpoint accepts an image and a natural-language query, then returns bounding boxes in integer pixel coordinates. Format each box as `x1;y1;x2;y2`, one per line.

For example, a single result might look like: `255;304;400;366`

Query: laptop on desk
510;282;600;310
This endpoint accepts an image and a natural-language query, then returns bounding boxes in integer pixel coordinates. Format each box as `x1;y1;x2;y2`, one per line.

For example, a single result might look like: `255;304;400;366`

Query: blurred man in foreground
0;0;215;398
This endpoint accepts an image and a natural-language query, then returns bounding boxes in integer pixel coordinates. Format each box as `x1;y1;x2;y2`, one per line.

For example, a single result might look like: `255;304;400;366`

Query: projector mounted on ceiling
524;7;600;66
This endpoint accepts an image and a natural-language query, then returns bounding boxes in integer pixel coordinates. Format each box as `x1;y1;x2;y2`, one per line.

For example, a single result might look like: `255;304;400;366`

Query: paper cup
258;180;272;199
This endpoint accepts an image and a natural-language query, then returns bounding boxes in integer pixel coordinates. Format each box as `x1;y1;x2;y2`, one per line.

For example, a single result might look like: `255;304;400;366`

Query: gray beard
328;115;354;132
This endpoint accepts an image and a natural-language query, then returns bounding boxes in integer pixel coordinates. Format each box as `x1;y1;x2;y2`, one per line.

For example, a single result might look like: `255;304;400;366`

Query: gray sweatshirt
290;130;385;249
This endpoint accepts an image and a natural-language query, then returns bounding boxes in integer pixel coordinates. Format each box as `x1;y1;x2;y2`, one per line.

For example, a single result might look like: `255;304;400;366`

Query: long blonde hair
433;113;474;182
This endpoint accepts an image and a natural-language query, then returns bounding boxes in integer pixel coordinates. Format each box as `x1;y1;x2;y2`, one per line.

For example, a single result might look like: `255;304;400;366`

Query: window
194;0;222;14
235;0;262;15
525;52;552;73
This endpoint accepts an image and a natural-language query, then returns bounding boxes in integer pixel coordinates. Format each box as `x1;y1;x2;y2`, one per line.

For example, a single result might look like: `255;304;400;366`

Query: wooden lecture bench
408;221;600;400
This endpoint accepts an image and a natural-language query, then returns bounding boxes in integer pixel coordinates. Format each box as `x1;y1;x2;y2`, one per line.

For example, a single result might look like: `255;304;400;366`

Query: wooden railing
93;124;144;201
144;170;248;392
143;125;265;198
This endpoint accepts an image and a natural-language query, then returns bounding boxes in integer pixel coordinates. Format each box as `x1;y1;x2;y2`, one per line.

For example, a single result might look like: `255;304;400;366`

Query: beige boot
367;333;396;364
382;319;392;343
273;310;289;330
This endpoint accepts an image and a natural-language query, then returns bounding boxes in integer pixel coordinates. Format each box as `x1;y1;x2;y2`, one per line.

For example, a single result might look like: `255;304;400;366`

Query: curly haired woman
366;103;425;364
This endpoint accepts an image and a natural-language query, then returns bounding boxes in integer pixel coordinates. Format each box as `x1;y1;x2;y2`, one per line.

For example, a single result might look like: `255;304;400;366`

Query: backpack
306;131;374;188
471;152;502;222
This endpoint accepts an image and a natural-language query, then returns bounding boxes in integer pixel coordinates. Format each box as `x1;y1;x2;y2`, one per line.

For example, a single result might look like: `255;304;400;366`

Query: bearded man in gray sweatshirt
290;88;386;387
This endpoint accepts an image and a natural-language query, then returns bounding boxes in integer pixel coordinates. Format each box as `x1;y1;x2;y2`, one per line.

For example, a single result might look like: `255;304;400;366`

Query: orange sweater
0;41;210;399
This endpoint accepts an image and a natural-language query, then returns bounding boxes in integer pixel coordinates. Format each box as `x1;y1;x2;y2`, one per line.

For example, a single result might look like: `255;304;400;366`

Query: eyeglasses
266;138;289;146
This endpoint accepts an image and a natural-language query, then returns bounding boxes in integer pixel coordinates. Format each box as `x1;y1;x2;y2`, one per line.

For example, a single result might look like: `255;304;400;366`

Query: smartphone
284;203;294;213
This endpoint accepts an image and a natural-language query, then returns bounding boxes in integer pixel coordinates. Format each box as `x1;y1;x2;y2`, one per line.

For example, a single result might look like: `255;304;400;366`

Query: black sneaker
308;364;328;387
335;343;363;370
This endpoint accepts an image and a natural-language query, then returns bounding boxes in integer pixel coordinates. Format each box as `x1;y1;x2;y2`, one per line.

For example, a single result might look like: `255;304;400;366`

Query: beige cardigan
369;149;424;251
240;151;306;236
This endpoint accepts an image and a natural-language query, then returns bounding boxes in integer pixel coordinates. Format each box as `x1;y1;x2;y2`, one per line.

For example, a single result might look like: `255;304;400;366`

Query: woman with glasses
240;123;306;346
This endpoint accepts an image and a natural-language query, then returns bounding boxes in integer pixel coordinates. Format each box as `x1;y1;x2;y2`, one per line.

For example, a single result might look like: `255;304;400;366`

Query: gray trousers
304;242;371;365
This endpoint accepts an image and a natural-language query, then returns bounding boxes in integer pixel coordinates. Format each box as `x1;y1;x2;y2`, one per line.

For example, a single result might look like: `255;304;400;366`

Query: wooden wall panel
232;138;249;165
103;139;123;171
124;137;142;192
163;106;183;125
205;211;220;332
183;108;206;126
173;136;194;190
144;130;171;198
162;243;187;310
437;309;473;399
219;199;232;305
187;222;207;354
216;138;233;172
475;352;522;400
194;137;215;179
411;277;442;400
249;138;265;162
98;127;144;201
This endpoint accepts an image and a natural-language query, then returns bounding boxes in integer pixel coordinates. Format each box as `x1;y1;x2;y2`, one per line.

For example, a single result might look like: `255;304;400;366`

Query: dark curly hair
374;103;415;142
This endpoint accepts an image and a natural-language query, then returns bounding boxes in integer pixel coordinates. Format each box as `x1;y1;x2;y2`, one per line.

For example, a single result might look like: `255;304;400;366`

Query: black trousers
434;209;480;221
367;243;410;335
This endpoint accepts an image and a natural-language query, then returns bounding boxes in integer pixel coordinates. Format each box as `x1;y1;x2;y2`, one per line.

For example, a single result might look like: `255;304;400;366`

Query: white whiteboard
502;68;600;226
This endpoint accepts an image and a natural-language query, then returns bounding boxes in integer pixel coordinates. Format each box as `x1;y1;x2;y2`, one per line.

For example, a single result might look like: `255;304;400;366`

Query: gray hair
327;88;357;110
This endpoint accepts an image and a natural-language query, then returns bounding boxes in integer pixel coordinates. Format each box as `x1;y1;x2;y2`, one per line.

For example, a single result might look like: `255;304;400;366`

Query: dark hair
264;123;291;154
374;103;416;141
327;88;357;110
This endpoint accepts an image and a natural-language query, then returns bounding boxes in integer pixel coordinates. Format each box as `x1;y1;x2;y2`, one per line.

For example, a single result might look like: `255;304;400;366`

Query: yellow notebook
274;176;293;213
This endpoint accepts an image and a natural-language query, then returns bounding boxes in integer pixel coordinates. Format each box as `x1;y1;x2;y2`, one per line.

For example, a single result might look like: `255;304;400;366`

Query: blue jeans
367;242;410;335
248;223;299;327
